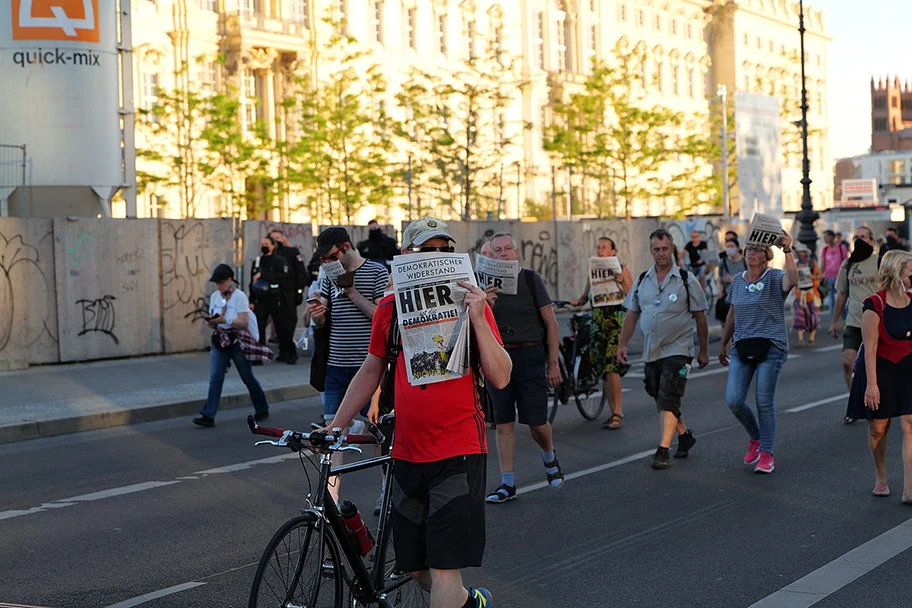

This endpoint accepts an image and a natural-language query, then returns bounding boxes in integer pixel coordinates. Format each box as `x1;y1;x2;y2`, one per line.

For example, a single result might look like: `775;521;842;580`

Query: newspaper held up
746;213;784;248
588;256;625;307
391;253;478;386
475;254;520;295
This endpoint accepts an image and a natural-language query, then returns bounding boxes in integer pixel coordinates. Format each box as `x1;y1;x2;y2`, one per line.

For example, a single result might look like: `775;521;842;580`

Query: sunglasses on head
408;245;455;253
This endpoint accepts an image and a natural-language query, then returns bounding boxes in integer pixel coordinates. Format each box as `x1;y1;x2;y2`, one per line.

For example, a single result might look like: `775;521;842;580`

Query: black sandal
544;456;564;488
844;416;857;425
485;484;516;503
602;413;624;430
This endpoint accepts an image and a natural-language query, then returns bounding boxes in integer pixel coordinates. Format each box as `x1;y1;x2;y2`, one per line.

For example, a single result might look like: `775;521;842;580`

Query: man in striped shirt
310;227;389;500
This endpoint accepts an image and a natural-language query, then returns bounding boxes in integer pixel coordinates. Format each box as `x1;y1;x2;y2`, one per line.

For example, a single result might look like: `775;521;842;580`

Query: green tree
396;35;522;220
544;43;714;219
283;28;396;225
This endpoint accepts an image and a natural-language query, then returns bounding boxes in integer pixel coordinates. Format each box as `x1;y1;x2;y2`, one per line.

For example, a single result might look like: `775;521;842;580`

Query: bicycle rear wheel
370;504;429;607
546;357;568;424
572;357;606;420
249;515;343;608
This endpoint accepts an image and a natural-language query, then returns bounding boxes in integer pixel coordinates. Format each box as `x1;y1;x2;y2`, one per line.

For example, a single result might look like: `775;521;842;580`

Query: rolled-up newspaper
746;213;783;248
391;253;477;386
475;254;519;295
589;256;625;307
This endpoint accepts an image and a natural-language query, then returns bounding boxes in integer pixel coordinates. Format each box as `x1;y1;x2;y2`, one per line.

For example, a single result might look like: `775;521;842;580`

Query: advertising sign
0;0;121;190
838;178;879;208
735;93;782;218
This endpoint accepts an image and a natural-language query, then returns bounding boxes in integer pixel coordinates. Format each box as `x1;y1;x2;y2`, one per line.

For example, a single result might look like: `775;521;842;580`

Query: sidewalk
0;351;317;445
0;310;737;446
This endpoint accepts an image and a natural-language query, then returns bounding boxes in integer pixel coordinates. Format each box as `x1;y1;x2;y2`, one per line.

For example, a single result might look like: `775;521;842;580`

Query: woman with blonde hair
846;250;912;503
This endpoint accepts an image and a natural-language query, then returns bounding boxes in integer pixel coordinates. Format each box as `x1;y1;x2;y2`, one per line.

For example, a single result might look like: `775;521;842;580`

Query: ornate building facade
130;0;830;223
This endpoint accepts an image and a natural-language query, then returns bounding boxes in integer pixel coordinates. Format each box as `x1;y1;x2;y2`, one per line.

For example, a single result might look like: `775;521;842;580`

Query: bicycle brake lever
335;446;363;454
255;440;283;447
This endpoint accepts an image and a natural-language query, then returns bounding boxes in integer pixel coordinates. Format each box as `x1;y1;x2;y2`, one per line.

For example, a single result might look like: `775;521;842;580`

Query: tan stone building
129;0;831;223
706;0;832;214
871;76;912;153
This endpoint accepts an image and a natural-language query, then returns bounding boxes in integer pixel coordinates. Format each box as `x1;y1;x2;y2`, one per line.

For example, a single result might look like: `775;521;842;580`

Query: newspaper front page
746;213;784;248
391;253;477;386
475;254;520;295
589;256;625;307
797;265;815;290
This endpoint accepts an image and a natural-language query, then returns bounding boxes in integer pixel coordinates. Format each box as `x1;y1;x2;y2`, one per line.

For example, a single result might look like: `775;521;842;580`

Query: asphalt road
3;324;912;608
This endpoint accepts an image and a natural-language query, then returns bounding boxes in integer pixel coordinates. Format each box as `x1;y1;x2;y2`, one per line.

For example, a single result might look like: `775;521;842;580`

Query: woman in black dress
846;250;912;503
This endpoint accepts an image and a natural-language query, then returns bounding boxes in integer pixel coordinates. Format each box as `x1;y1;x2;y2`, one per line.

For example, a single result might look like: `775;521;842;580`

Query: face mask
261;246;271;255
369;228;382;239
850;238;874;263
322;259;345;280
726;246;738;257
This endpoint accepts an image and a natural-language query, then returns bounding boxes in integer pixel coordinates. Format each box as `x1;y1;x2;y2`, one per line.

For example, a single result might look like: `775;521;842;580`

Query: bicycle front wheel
572;362;606;420
249;515;343;608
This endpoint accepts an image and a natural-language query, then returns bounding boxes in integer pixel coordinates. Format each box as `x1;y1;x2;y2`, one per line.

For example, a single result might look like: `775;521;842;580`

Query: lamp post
796;0;819;254
716;84;730;221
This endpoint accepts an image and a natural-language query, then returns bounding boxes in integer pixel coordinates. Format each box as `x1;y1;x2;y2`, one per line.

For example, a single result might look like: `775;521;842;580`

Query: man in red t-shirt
325;216;512;608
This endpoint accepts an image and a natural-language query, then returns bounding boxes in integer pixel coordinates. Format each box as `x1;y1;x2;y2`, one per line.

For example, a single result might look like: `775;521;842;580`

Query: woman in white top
193;264;271;427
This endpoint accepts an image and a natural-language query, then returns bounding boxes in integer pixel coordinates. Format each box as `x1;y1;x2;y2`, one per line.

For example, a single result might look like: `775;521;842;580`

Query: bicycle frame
305;450;413;607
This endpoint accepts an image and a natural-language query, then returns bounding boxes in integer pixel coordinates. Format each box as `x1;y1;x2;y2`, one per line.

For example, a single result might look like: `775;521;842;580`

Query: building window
588;24;598;70
141;72;159;112
555;16;568;72
370;1;383;44
902;99;912;111
671;19;677;36
744;73;750;91
655;59;663;92
816;54;821;66
196;0;215;11
743;33;749;46
768;40;774;52
290;0;309;26
534;11;545;70
466;19;476;59
654;14;661;31
892;97;898;109
874;118;887;131
201;61;217;90
687;23;693;39
672;65;679;96
619;4;627;22
437;13;447;55
688;67;695;98
874;96;886;110
637;9;644;27
756;36;761;49
239;0;260;16
407;7;417;50
589;0;595;11
495;111;505;145
333;0;346;32
241;70;258;131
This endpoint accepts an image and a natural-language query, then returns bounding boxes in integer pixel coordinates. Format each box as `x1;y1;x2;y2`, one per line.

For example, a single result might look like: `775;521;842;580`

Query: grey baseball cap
402;217;455;249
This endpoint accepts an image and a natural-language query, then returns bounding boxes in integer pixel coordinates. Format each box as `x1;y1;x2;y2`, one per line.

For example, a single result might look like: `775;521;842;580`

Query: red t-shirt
368;294;502;463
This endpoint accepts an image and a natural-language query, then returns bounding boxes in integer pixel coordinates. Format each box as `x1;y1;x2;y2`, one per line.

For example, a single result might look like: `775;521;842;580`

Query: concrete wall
53;218;163;362
161;219;235;353
0;215;897;367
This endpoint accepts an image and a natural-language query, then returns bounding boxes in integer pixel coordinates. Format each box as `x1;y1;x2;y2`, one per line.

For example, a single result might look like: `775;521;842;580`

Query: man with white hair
483;232;564;503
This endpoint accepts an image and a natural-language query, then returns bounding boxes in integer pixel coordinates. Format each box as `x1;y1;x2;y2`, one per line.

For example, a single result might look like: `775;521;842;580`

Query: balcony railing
229;9;308;37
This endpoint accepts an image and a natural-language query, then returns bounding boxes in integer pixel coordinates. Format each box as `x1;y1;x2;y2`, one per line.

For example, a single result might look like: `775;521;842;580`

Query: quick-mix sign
10;0;101;67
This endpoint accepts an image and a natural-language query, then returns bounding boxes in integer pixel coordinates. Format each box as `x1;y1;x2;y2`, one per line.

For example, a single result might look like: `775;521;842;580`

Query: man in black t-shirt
482;232;564;504
680;230;709;290
357;219;401;269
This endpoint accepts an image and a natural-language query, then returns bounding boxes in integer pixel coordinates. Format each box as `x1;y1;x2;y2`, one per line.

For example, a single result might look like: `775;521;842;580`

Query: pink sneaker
754;452;775;474
743;439;761;465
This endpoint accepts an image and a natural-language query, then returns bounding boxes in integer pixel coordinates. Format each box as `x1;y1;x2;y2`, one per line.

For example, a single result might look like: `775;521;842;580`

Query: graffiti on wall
0;229;58;355
161;222;211;322
76;295;118;345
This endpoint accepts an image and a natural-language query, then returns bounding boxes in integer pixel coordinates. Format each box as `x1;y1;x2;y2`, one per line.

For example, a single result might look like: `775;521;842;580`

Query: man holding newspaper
324;217;511;608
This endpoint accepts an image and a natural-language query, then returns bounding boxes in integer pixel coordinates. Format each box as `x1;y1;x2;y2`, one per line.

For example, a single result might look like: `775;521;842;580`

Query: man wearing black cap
323;217;511;608
310;227;389;498
194;264;271;427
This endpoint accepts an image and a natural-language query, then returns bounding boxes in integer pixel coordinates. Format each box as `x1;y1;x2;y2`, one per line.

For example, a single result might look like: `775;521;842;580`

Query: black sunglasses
409;245;455;253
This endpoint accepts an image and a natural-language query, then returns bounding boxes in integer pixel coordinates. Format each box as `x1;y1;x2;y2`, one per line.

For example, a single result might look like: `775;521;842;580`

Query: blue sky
825;0;912;159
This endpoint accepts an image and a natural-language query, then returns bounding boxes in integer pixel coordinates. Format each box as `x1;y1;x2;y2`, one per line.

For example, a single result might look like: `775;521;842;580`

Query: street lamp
796;0;819;254
716;84;730;221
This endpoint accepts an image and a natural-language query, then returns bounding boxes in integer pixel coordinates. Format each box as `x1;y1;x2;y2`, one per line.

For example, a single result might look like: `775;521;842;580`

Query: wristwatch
782;247;792;254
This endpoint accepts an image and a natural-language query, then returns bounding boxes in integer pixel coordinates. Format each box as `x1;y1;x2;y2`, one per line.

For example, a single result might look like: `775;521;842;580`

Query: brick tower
871;76;912;152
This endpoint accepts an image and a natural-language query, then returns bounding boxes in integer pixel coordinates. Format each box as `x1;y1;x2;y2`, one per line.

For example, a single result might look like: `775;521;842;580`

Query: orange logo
12;0;100;42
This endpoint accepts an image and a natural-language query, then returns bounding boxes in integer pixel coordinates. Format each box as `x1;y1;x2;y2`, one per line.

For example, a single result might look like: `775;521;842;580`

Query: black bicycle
547;302;607;423
246;413;428;608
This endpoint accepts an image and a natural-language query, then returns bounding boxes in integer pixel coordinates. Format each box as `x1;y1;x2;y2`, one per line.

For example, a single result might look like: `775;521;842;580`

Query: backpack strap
631;271;649;309
679;267;694;312
524;269;546;333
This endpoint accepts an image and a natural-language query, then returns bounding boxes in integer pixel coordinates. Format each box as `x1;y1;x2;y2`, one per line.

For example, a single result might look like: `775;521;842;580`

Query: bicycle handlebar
246;415;385;449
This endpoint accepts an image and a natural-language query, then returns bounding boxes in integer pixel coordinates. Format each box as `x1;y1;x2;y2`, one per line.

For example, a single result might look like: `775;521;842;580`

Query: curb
0;383;319;446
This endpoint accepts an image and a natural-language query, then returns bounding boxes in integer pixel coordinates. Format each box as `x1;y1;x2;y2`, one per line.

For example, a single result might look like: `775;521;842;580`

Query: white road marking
811;343;843;352
103;582;206;608
193;452;299;475
627;354;803;379
748;517;912;607
0;603;55;608
784;393;849;413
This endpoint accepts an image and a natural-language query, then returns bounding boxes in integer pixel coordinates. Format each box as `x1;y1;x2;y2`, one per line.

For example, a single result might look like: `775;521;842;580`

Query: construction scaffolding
0;144;27;217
